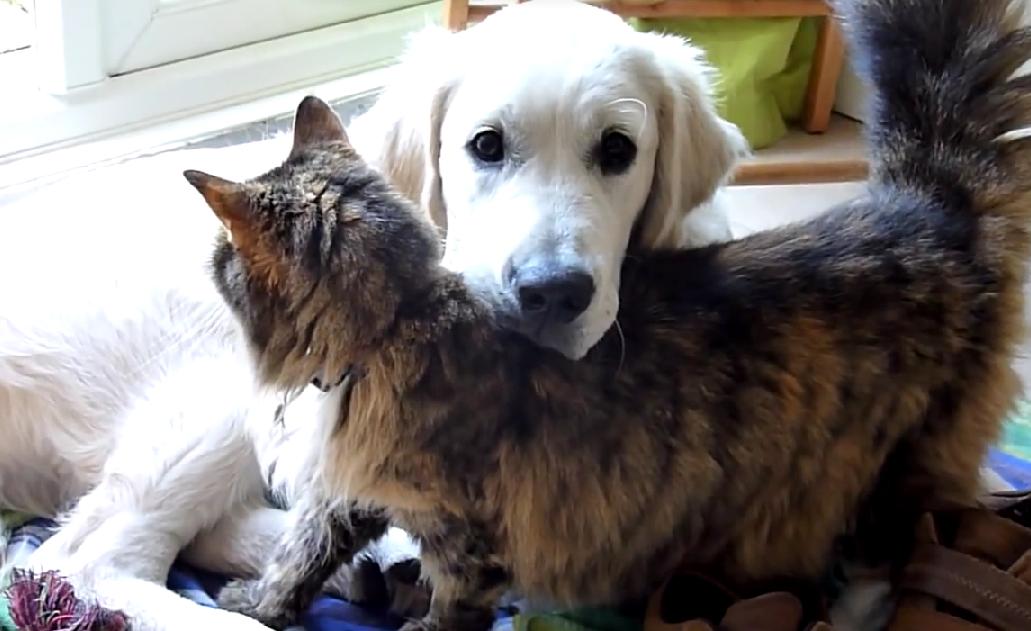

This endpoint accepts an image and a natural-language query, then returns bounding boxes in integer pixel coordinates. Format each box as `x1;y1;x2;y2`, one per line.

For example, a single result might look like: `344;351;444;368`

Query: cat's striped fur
189;2;1031;628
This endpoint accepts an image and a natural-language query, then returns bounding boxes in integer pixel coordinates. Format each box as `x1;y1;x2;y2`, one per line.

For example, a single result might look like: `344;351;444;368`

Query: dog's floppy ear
347;26;460;233
634;32;748;249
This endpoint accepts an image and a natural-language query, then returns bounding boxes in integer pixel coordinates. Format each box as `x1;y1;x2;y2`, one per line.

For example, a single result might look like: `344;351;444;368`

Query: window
0;0;440;182
0;0;30;55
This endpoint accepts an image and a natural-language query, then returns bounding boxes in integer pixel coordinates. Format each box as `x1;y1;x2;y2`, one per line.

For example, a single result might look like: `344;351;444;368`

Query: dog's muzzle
503;261;596;354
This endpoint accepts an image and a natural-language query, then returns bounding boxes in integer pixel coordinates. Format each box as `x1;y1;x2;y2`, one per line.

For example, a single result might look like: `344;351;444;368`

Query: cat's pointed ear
291;96;348;157
183;170;251;236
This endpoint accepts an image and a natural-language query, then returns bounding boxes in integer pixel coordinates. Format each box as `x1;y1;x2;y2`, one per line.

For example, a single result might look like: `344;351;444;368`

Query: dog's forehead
477;0;630;43
452;48;652;124
463;1;648;87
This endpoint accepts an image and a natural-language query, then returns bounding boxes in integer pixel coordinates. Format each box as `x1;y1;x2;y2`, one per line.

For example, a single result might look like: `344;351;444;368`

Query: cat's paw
400;609;493;631
384;559;431;619
398;618;439;631
217;579;295;630
325;554;429;619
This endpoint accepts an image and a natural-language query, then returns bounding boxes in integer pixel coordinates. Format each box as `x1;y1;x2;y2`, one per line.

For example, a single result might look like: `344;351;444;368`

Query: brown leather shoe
645;572;833;631
889;491;1031;631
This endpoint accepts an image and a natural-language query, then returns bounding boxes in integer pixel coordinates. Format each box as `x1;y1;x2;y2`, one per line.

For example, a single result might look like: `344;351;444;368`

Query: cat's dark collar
273;365;365;430
311;364;366;393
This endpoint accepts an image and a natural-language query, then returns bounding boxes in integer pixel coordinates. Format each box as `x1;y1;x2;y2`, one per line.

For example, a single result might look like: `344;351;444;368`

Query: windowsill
0;67;392;197
0;2;439;191
0;1;31;53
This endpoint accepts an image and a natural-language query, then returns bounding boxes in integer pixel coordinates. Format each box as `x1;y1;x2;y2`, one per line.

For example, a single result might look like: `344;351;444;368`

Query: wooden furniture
441;0;867;186
733;114;867;185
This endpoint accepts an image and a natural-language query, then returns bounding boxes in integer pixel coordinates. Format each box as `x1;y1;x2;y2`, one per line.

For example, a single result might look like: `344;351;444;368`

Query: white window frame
0;1;440;170
35;0;433;91
0;66;394;195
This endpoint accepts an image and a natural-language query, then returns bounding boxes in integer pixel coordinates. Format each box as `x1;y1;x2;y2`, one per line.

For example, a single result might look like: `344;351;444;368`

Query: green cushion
633;17;818;150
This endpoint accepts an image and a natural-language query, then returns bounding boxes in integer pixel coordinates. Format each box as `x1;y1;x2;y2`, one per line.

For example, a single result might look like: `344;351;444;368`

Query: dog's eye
469;129;505;164
597;130;637;176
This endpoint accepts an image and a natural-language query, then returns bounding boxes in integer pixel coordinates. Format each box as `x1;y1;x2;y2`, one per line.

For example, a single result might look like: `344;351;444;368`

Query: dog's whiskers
614;318;627;375
997;127;1031;143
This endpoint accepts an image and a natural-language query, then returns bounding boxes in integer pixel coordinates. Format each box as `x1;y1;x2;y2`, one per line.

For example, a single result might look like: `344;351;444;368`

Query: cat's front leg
217;492;389;629
401;520;510;631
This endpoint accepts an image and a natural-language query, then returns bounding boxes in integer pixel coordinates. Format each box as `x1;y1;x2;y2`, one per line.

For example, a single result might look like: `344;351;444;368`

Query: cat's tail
839;0;1031;243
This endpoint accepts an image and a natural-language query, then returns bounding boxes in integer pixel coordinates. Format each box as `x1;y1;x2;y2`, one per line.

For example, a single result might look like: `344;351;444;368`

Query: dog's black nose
514;266;595;325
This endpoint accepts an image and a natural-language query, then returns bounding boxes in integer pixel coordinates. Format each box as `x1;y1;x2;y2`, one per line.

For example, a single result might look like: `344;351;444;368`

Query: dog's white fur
0;2;742;629
351;2;743;357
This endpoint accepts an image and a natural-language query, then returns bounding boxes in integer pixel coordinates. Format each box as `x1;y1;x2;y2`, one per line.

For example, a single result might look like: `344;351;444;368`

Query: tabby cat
186;1;1031;628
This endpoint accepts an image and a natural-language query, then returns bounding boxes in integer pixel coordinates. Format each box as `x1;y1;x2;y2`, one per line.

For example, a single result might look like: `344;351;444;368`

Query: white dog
0;2;744;629
351;3;743;358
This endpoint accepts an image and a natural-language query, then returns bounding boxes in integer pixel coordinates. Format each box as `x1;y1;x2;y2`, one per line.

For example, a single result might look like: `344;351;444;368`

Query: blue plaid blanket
0;519;629;631
0;518;410;631
3;446;1029;631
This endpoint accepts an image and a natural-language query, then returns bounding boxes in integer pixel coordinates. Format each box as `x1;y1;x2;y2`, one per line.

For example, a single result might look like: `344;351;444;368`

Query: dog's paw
217;579;295;630
24;529;78;576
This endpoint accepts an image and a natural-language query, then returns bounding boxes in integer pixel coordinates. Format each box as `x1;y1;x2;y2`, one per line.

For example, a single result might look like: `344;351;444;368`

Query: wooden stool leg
801;15;846;134
443;0;470;31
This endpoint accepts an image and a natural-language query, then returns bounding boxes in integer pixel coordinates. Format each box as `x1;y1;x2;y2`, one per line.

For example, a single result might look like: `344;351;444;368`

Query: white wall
833;56;866;122
833;0;1031;123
